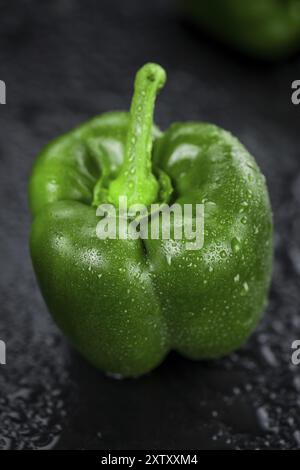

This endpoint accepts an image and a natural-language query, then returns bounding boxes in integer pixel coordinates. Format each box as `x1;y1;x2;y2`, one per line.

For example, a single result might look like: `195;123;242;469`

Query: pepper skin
181;0;300;59
29;64;273;377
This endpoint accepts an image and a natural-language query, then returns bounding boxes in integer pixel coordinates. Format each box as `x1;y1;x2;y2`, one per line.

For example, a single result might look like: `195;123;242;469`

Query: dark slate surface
0;0;300;450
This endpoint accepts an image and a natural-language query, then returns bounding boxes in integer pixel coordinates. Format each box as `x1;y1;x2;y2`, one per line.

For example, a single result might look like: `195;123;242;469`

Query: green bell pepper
181;0;300;59
29;63;273;377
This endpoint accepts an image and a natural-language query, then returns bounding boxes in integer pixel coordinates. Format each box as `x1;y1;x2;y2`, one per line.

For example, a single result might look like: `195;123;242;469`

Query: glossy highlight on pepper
29;63;273;377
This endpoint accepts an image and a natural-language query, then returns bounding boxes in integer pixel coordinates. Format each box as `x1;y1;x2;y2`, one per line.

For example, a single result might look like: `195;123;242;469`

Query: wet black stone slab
0;0;300;450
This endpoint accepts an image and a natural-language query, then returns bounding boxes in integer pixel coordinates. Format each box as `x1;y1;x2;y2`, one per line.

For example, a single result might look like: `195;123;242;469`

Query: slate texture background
0;0;300;450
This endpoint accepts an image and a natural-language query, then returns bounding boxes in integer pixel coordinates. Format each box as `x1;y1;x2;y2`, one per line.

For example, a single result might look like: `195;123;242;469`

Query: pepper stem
107;63;166;207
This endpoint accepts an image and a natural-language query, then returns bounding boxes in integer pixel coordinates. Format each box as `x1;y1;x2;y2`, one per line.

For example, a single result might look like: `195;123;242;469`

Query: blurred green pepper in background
181;0;300;59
